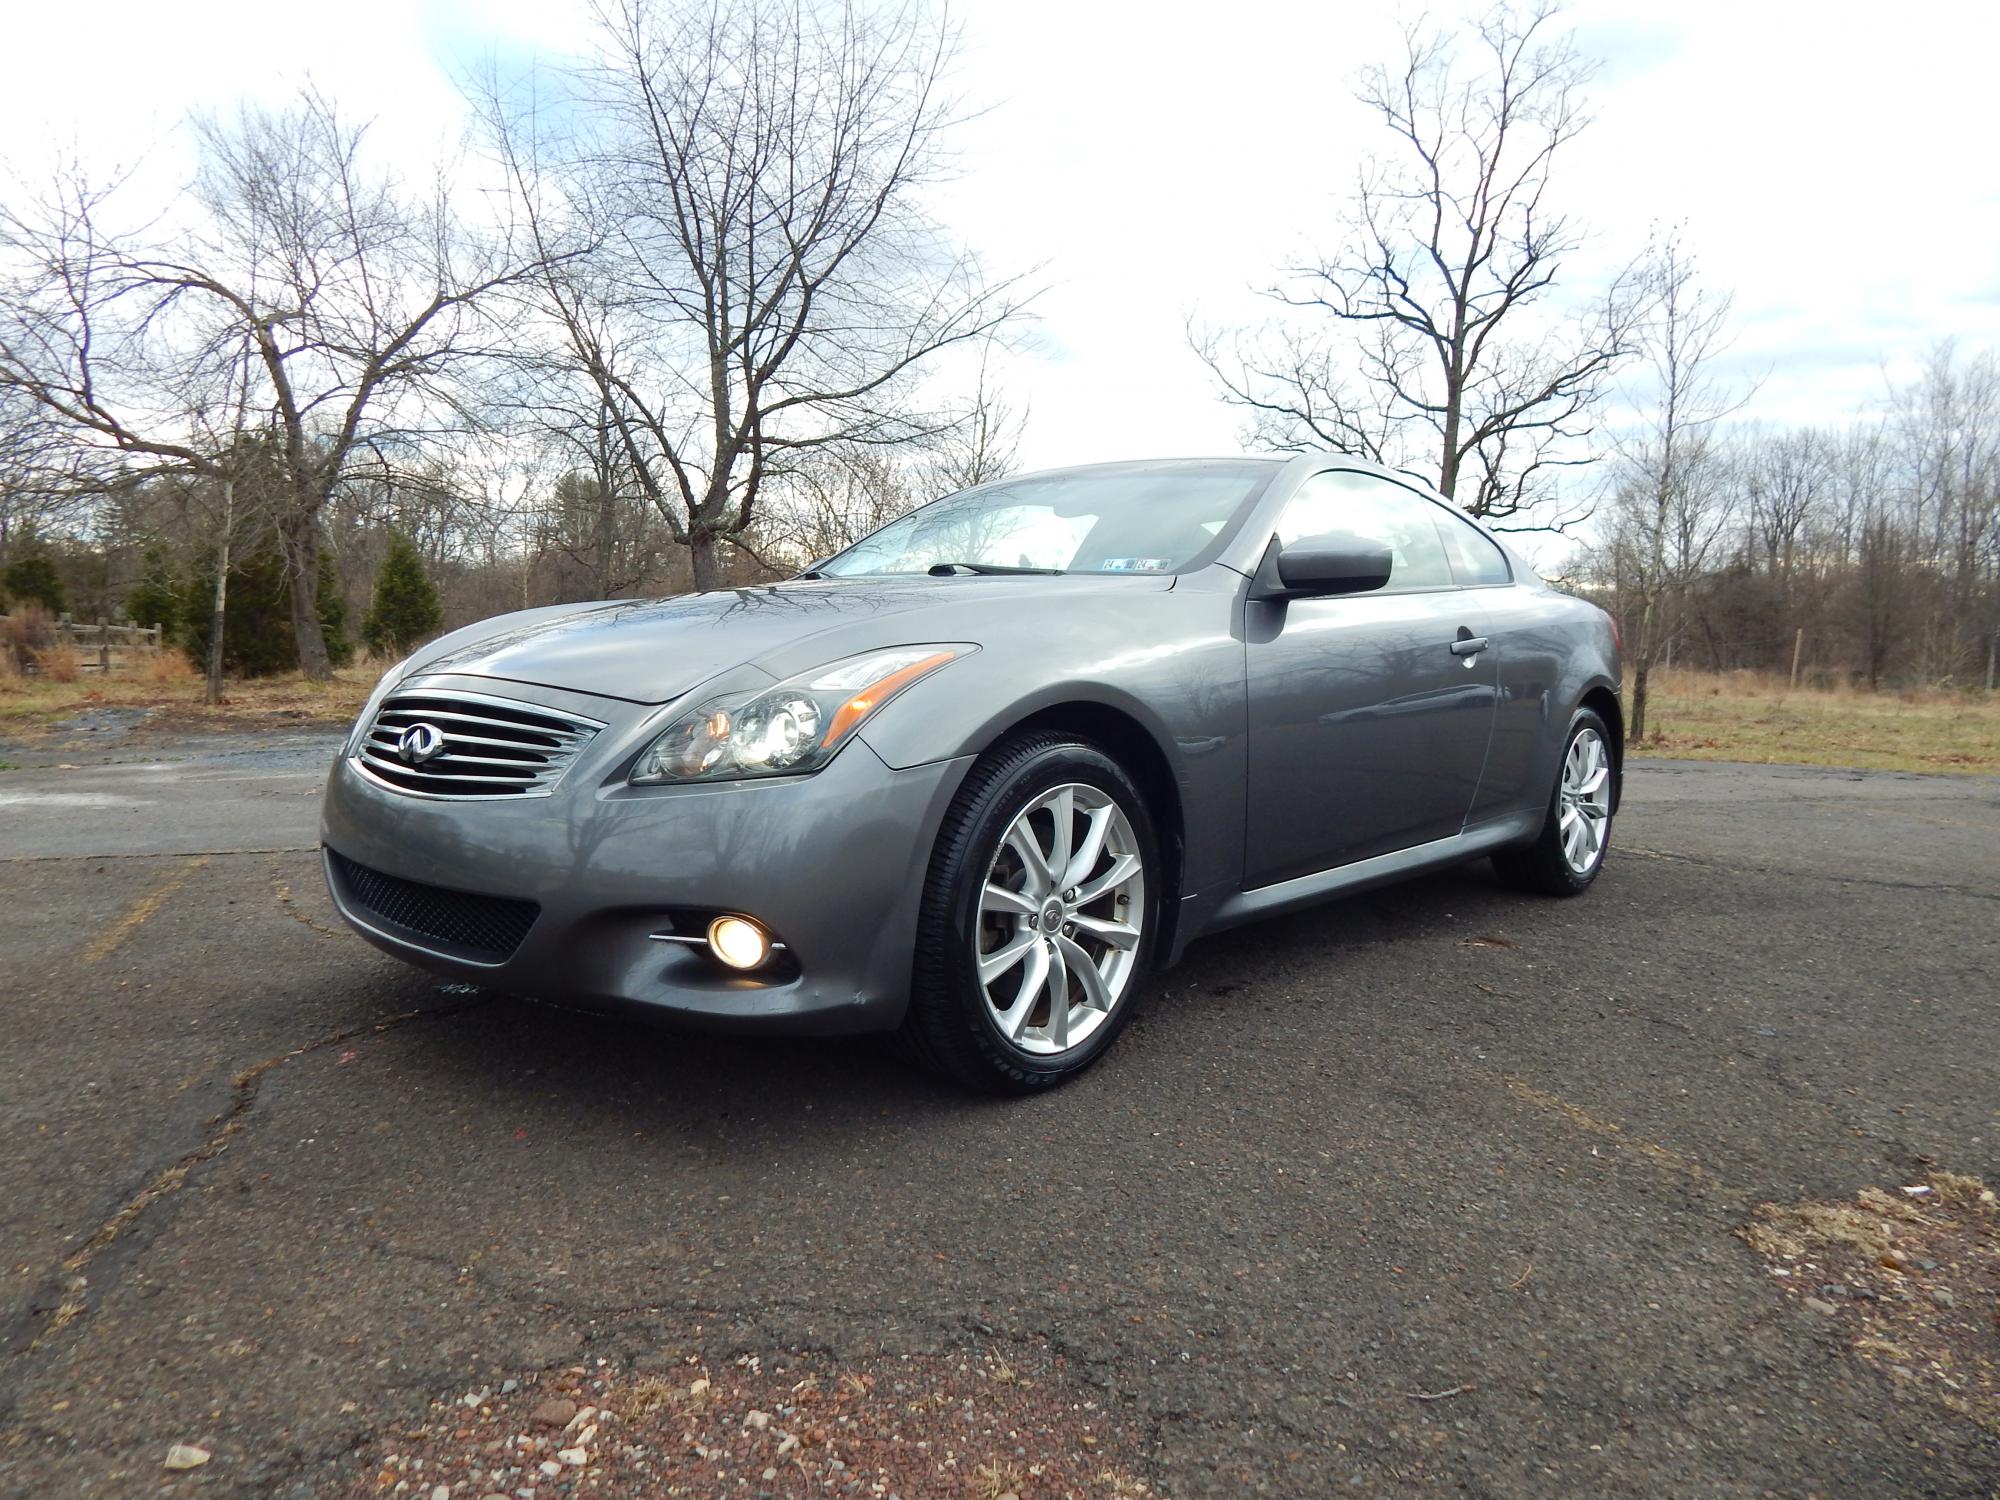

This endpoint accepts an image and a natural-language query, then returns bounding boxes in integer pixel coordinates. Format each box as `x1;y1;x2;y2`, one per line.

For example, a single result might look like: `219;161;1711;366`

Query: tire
1492;707;1615;896
898;733;1162;1094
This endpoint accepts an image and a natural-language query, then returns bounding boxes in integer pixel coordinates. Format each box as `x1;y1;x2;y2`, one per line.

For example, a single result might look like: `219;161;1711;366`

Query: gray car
321;455;1621;1091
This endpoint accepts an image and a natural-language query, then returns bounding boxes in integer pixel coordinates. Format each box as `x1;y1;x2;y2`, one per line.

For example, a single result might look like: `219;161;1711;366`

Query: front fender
856;570;1250;903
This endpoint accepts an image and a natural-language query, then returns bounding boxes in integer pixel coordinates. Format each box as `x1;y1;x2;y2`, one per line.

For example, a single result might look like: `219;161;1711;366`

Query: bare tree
758;445;920;564
531;461;677;599
916;344;1025;496
0;382;89;557
1844;424;1903;691
1571;348;2000;697
185;356;269;703
1745;428;1833;591
0;94;545;678
481;0;1027;591
743;342;1024;567
1199;0;1638;525
1605;234;1743;739
1893;341;2000;679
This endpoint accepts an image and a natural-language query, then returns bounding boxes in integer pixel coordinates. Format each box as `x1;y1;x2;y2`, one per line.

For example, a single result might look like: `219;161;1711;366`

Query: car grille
326;848;539;961
353;687;604;798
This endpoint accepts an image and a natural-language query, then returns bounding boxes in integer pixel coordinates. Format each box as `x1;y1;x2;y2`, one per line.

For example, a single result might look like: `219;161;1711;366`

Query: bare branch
1199;0;1632;524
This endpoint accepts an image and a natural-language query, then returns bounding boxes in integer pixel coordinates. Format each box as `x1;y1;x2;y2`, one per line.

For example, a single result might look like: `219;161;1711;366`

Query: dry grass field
4;650;1996;776
0;648;384;739
1631;668;2000;776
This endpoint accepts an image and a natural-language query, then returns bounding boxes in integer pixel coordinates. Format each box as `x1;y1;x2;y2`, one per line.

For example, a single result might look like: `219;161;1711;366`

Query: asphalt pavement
1;730;1996;1497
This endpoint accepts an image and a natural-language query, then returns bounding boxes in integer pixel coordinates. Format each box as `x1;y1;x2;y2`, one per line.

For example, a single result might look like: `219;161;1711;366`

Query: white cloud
6;0;1994;487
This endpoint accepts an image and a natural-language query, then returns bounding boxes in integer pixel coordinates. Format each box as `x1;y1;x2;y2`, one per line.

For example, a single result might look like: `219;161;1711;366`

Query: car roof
994;454;1459;502
992;456;1287;479
1002;454;1434;481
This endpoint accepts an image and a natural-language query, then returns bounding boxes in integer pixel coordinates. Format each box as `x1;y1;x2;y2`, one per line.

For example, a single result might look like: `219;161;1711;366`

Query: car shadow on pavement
369;859;1518;1137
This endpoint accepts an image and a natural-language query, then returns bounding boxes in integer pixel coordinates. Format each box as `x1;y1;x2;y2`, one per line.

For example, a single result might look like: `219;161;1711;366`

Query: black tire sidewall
929;739;1162;1087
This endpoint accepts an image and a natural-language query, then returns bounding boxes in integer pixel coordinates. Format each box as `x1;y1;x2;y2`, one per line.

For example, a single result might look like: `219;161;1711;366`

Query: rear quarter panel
1473;584;1622;823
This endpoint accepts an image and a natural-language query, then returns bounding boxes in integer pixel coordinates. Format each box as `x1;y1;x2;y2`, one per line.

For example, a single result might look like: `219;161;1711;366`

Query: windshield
816;461;1278;577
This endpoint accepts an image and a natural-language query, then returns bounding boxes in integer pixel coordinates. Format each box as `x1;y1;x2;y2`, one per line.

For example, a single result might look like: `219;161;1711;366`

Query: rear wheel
1492;708;1614;895
900;734;1159;1093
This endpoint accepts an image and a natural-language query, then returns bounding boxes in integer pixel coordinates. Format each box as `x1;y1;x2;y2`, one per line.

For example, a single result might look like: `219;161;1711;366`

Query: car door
1242;469;1500;887
1430;503;1570;823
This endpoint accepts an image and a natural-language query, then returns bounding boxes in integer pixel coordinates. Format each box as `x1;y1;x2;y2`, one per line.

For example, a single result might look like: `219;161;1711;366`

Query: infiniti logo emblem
396;722;446;764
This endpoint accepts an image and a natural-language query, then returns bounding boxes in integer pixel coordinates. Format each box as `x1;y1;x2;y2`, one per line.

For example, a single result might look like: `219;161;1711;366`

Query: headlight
631;645;970;784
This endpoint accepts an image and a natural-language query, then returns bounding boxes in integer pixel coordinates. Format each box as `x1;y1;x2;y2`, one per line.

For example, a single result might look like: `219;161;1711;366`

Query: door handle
1450;635;1490;657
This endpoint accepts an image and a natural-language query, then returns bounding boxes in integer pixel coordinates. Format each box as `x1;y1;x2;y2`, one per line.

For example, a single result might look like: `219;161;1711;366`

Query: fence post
97;618;111;673
1788;627;1804;691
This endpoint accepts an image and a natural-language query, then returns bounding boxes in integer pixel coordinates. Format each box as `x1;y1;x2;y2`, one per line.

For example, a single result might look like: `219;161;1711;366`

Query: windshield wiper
925;561;1064;576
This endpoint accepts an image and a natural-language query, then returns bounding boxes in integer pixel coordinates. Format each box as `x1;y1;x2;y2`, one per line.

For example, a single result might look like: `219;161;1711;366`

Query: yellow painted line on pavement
82;855;210;966
1500;1075;1709;1182
2;845;316;865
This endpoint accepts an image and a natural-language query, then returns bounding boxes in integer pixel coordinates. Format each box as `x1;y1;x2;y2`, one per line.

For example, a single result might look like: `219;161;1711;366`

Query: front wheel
1492;708;1615;895
899;734;1160;1093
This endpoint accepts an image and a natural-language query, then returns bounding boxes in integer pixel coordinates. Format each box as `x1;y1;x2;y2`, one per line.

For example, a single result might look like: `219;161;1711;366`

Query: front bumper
319;678;971;1035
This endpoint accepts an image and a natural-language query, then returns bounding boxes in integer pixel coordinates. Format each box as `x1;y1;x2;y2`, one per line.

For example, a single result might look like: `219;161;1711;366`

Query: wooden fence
1;613;165;672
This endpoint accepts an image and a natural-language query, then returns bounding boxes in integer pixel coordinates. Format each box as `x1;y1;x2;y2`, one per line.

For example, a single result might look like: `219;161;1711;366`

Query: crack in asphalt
239;1290;1191;1499
237;1235;1190;1493
268;857;346;939
360;1239;1083;1366
0;996;492;1417
8;764;1997;1496
322;1216;1557;1495
1619;844;2000;902
0;845;320;866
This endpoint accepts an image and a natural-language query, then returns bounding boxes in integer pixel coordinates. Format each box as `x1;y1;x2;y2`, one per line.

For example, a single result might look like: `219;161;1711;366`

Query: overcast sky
5;0;1996;525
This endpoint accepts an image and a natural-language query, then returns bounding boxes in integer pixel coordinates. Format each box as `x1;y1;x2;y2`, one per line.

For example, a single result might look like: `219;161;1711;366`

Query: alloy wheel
1558;727;1612;875
975;783;1146;1056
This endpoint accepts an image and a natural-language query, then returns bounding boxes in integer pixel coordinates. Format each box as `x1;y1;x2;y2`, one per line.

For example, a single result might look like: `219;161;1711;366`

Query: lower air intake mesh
327;848;538;961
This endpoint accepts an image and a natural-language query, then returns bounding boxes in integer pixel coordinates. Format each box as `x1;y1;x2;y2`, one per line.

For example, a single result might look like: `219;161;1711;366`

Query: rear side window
1434;509;1512;586
1275;470;1455;590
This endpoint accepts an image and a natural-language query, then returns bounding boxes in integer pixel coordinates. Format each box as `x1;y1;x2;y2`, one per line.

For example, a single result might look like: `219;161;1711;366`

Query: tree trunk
1437;400;1462;503
592;417;617;598
278;510;333;681
1628;596;1656;743
688;532;725;592
205;478;233;706
594;481;616;598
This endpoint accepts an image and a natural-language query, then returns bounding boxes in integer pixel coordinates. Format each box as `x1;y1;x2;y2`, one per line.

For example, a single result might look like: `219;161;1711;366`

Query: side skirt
1199;810;1543;934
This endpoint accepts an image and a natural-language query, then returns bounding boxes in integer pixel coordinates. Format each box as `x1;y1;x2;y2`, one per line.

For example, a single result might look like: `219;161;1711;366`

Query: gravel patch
340;1341;1156;1499
1741;1171;2000;1433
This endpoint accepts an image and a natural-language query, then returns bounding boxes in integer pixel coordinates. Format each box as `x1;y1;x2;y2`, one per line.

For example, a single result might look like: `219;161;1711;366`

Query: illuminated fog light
707;915;772;970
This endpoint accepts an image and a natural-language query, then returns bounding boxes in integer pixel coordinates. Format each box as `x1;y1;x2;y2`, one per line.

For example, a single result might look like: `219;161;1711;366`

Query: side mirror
1250;531;1394;601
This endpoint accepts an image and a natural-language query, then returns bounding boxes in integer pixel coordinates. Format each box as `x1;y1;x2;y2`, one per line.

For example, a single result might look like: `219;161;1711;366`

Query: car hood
410;574;1176;704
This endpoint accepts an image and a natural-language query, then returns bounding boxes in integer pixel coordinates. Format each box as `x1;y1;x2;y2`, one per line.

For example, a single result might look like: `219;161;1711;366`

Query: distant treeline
1574;343;1999;693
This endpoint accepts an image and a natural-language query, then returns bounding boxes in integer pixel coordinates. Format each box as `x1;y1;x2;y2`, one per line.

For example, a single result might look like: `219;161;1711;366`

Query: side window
1433;508;1512;586
1274;470;1455;590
